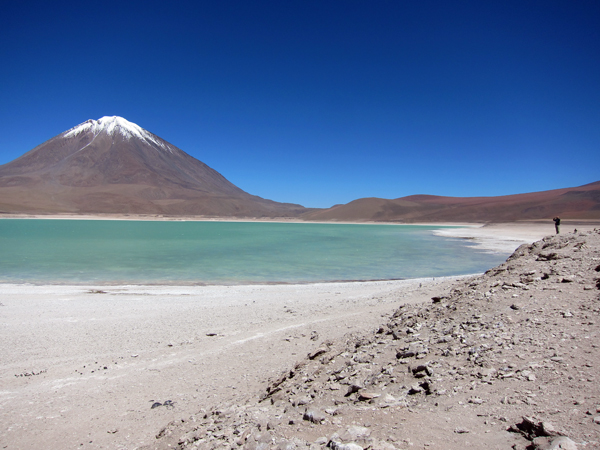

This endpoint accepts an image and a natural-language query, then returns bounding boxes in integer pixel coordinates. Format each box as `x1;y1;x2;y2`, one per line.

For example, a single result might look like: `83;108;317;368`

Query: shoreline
2;218;598;287
1;221;599;449
0;212;485;228
2;212;600;225
0;276;464;450
3;213;598;259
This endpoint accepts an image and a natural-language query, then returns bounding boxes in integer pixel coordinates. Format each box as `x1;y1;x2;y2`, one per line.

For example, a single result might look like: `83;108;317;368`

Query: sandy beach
1;220;598;449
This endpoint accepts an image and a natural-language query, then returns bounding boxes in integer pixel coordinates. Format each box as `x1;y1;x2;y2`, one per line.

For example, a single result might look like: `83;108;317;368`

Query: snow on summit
63;116;173;152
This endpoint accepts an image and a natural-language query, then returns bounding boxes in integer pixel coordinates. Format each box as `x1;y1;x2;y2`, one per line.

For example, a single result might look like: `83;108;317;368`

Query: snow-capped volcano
64;116;145;139
0;117;308;217
63;116;173;153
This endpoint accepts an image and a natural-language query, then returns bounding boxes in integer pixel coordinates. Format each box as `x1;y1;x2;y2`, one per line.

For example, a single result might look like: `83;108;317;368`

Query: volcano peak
63;116;171;150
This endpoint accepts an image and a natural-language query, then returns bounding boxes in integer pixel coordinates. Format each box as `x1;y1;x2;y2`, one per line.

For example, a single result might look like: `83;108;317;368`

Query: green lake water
0;219;509;285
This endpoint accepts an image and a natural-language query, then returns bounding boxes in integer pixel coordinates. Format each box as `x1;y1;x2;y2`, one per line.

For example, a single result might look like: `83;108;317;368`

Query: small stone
468;397;484;404
296;395;312;406
346;384;363;396
303;409;325;424
412;364;433;377
478;368;497;378
341;425;371;441
309;347;328;360
408;384;424;395
330;442;364;450
454;428;470;434
541;421;558;436
521;370;536;381
382;393;397;404
510;416;558;439
358;392;380;401
594;416;600;425
532;436;578;450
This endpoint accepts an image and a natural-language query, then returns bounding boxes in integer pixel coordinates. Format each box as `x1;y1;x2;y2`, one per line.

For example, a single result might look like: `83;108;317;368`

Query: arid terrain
1;223;599;450
302;182;600;223
141;228;600;450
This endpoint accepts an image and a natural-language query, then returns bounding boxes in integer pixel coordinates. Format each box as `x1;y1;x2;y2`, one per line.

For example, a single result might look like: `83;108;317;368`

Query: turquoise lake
0;219;509;285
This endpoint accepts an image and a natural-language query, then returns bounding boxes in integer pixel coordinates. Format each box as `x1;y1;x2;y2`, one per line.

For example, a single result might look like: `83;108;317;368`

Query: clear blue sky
1;1;599;208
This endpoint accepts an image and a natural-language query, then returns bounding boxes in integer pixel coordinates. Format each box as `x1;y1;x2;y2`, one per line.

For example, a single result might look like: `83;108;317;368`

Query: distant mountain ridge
0;116;598;221
0;116;309;217
301;181;600;222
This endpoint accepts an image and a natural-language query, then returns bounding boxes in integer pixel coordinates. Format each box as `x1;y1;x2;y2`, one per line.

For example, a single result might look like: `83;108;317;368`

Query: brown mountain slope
0;116;309;217
302;181;600;223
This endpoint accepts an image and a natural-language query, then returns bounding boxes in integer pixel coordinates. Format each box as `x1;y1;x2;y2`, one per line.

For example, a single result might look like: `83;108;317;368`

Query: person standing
553;217;561;234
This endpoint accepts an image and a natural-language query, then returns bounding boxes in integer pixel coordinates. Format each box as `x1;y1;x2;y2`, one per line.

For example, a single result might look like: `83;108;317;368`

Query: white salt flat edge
432;225;547;253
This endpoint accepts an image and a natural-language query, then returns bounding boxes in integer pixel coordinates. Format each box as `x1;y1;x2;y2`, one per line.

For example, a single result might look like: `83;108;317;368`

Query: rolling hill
301;181;600;222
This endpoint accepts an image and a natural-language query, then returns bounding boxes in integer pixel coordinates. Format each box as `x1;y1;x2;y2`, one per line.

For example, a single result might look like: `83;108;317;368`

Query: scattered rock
303;409;325;424
309;346;328;360
330;441;364;450
147;230;600;450
346;384;363;396
357;392;380;401
296;395;312;406
532;436;578;450
510;417;560;440
340;425;371;441
151;400;174;410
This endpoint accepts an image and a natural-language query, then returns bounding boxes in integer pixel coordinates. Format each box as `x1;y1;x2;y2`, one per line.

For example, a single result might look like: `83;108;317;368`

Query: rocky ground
141;229;600;450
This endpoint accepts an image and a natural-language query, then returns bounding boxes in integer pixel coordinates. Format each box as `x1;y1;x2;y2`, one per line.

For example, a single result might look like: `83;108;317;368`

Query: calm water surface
0;220;508;284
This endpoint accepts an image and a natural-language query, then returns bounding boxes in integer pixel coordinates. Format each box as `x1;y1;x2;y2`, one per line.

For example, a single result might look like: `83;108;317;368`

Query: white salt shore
0;221;596;449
